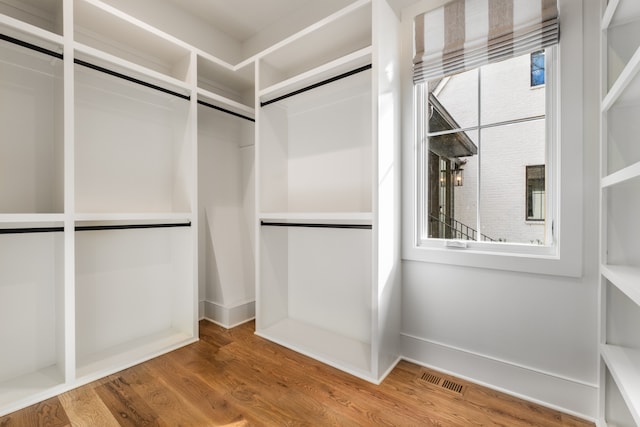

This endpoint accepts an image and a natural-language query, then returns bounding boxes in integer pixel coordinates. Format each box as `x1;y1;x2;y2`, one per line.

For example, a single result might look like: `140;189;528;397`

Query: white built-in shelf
74;0;192;82
259;46;372;105
602;45;640;111
0;0;62;38
197;88;255;122
258;0;371;89
0;214;64;224
600;344;640;426
197;54;254;109
76;329;195;380
0;366;64;416
601;161;640;187
260;212;372;225
602;265;640;308
604;0;640;29
74;213;192;223
73;43;192;97
257;318;372;379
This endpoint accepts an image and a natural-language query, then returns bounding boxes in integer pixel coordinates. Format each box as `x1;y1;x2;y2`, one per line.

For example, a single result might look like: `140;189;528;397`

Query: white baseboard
202;300;255;329
401;333;598;422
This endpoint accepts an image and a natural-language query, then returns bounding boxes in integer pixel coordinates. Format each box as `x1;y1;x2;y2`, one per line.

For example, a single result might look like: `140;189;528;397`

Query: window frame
401;0;583;278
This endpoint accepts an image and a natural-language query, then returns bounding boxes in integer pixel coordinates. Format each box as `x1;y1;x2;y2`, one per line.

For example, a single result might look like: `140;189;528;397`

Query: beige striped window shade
413;0;559;83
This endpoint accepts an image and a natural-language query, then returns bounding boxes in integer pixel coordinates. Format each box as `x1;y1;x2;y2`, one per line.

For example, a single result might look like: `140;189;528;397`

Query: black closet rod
261;221;371;230
75;222;191;232
197;99;255;123
74;58;190;101
0;33;63;60
0;226;64;235
260;64;372;107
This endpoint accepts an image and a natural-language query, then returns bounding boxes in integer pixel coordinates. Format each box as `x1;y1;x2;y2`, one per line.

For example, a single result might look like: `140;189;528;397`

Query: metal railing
429;213;494;242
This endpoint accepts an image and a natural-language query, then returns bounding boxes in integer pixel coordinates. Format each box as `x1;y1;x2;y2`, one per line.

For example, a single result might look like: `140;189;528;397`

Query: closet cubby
74;0;192;83
75;224;194;379
258;225;373;375
0;230;64;409
258;0;372;90
74;63;192;214
0;0;63;37
600;0;640;424
0;35;63;214
258;68;373;216
197;54;254;117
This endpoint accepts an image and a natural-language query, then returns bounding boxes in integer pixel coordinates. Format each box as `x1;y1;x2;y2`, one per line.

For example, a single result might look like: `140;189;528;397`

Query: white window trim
400;0;583;278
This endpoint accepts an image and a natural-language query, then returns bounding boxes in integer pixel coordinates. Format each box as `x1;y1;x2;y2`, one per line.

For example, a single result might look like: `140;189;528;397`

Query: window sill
402;242;581;278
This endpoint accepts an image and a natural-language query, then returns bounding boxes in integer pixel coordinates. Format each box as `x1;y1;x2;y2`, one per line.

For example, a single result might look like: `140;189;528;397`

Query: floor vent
418;371;465;395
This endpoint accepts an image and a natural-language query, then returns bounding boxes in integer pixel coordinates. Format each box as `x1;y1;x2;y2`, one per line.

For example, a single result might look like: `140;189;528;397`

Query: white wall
198;106;255;327
400;0;600;420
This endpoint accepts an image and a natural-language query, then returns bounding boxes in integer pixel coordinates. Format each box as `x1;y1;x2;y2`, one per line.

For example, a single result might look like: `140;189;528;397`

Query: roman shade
413;0;559;83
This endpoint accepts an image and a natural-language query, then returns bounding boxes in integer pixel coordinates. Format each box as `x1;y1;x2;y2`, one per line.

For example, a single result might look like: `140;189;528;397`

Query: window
417;49;552;246
526;165;545;221
531;50;545;87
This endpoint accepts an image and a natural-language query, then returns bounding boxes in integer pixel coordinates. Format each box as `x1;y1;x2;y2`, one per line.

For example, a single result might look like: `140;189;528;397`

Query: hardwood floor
1;320;593;426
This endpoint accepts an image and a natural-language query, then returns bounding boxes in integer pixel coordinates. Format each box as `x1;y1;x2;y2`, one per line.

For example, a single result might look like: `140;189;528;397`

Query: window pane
428;68;478;131
479;121;546;244
480;53;546;126
426;130;478;241
530;51;545;86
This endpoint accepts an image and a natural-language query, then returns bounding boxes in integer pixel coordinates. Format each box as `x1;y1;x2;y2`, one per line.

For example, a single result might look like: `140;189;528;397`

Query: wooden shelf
601;344;640;426
257;318;372;380
602;264;640;308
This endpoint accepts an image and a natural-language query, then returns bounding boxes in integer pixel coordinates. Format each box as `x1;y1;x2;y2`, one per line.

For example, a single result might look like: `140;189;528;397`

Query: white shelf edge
195;49;236;73
75;329;195;380
77;0;194;54
74;42;192;94
256;318;373;381
197;88;255;118
0;14;64;46
0;213;65;223
601;264;640;307
601;45;640;112
236;0;372;70
258;46;372;101
0;365;65;417
601;0;620;30
74;212;193;222
601;160;640;187
259;212;373;223
600;344;640;426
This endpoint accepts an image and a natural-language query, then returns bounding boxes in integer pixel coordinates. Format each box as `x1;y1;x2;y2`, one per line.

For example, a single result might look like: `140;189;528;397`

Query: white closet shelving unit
255;0;401;383
599;0;640;425
0;0;261;416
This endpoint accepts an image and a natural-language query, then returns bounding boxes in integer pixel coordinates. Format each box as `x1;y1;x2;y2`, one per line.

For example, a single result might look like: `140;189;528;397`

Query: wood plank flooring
1;320;594;426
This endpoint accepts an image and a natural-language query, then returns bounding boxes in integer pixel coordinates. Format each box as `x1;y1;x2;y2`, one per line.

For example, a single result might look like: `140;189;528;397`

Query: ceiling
164;0;420;43
164;0;319;42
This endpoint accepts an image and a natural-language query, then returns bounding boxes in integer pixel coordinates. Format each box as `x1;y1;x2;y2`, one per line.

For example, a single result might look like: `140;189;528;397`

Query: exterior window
418;49;551;246
531;50;545;87
526;165;545;221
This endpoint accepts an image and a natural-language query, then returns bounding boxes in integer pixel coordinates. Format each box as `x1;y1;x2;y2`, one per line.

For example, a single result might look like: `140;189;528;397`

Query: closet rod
74;59;190;101
197;99;255;122
75;222;191;232
0;33;63;60
261;221;372;230
0;226;64;235
260;64;372;107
